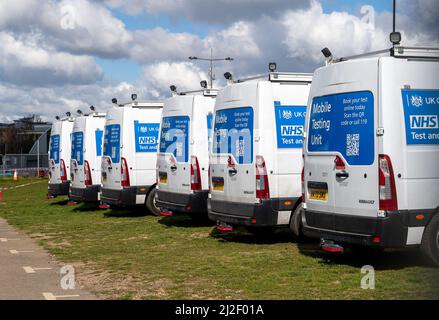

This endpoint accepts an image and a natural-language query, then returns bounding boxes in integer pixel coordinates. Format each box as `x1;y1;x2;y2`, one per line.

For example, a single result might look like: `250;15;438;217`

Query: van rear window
307;91;374;166
212;107;254;164
49;134;60;164
71;132;84;165
159;116;190;162
103;124;121;164
402;89;439;145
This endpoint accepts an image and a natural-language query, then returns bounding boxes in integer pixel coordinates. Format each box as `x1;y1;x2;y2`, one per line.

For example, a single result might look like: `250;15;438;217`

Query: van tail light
84;160;92;186
121;157;130;187
227;155;235;168
334;155;346;170
256;155;270;199
379;154;398;211
60;159;67;182
190;156;202;191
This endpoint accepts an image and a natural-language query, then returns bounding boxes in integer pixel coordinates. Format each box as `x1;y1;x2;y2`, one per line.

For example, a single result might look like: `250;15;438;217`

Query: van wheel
146;188;161;216
420;212;439;267
289;202;303;241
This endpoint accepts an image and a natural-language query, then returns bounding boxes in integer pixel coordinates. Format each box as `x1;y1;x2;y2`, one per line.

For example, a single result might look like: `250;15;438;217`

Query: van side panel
380;57;439;211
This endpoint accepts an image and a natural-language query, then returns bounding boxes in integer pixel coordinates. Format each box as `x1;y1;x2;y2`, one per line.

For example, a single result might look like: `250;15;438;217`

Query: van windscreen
159;116;190;162
103;124;121;163
212;107;254;164
307;91;374;166
71;132;84;165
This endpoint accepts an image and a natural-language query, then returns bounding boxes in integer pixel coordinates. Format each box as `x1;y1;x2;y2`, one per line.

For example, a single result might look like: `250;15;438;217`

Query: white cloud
0;32;103;86
139;62;208;97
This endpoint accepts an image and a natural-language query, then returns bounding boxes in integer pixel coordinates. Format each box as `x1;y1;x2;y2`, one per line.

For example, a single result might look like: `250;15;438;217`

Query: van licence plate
308;181;328;201
212;177;224;191
102;172;107;183
159;172;168;184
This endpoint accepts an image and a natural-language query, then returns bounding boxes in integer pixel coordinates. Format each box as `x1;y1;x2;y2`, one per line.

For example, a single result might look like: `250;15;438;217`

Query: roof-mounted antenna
55;116;60;121
66;112;71;117
90;105;96;112
389;0;401;50
77;109;83;115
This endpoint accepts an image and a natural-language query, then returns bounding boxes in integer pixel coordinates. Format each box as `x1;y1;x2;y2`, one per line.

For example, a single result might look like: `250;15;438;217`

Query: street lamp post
188;49;233;89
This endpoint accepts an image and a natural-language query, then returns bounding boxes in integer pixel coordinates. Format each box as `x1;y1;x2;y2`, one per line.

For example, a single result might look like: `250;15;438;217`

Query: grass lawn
0;178;438;299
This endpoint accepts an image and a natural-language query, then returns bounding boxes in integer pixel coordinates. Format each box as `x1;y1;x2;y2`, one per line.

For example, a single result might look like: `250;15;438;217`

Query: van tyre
420;212;439;267
289;202;303;241
146;188;161;216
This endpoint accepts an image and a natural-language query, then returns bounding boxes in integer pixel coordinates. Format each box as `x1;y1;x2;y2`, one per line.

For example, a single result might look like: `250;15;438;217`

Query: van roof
118;100;164;108
235;72;313;84
334;46;439;63
175;89;218;97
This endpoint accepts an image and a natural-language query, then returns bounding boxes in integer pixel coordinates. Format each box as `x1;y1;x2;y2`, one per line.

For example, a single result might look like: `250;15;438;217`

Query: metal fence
0;154;48;177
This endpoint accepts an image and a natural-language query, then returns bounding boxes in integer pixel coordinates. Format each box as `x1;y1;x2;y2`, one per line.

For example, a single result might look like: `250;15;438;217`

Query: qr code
235;139;245;157
346;134;360;156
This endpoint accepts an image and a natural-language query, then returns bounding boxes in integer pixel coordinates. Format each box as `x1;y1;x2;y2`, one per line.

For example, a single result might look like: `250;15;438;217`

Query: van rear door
102;107;123;190
211;83;257;204
305;58;379;219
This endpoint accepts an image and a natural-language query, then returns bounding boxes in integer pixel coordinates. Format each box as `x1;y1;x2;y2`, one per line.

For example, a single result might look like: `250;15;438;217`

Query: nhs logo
410;115;438;129
138;136;157;144
281;125;304;136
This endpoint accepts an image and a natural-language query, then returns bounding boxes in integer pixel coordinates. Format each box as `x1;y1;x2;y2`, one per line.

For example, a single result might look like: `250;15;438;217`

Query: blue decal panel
213;107;254;164
159;116;190;162
71;132;84;165
95;130;103;156
402;89;439;145
274;102;306;149
103;124;121;164
49;135;60;164
307;91;374;166
134;121;160;153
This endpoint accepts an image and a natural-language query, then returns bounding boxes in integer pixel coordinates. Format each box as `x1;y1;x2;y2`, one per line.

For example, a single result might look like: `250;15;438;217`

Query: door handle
228;168;237;176
336;171;349;179
170;165;177;172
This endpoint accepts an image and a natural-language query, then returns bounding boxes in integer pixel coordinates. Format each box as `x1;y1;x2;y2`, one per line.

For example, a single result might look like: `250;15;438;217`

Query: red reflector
216;226;233;231
372;236;381;244
67;201;77;206
334;155;346;170
160;211;173;217
251;218;257;224
415;214;425;220
185;205;192;212
322;244;343;253
99;204;110;210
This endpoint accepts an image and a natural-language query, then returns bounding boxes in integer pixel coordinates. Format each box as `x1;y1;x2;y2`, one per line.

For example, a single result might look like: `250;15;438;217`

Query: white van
208;70;312;234
69;109;106;203
48;115;74;197
156;88;216;219
302;46;439;266
100;97;163;214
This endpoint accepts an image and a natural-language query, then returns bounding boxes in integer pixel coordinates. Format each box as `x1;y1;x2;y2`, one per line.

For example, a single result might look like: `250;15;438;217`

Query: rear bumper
207;197;299;227
69;185;100;203
48;182;70;197
101;186;150;207
302;209;434;248
156;190;208;214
